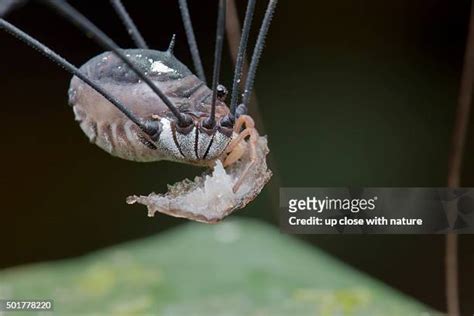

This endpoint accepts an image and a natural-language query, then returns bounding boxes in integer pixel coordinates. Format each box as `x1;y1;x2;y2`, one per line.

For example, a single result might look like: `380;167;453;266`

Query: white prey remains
126;136;272;223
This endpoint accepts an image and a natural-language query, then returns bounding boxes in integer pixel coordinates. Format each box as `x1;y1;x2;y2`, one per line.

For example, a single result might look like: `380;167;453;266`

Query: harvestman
0;0;277;223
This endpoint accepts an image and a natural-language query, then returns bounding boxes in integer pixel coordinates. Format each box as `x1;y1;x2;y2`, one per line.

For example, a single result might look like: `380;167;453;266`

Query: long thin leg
226;0;281;220
229;0;256;114
242;0;278;106
42;0;190;127
205;0;226;128
178;0;206;83
110;0;148;49
0;18;156;136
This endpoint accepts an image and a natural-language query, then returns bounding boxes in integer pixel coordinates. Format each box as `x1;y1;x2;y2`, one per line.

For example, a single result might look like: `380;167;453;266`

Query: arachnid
0;0;276;223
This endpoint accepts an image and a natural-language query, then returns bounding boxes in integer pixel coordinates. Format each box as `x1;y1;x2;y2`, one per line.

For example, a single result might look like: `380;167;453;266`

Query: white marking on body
176;127;198;160
197;131;214;160
206;131;231;159
150;61;175;74
156;118;182;159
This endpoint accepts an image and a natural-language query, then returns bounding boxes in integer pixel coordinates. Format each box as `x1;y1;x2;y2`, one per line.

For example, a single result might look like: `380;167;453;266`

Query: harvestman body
0;0;277;220
71;49;233;165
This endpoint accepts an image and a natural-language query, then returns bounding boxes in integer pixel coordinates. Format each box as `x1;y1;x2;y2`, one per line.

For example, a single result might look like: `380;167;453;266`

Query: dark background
1;0;473;314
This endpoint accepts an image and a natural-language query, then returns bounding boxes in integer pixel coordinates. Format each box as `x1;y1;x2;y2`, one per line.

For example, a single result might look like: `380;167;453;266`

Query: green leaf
0;219;433;315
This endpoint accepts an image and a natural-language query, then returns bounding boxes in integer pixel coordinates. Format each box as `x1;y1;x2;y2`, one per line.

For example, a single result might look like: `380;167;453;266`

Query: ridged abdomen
68;48;231;164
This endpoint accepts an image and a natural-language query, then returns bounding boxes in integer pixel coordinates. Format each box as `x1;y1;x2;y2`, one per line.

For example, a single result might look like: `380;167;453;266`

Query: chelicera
0;0;276;217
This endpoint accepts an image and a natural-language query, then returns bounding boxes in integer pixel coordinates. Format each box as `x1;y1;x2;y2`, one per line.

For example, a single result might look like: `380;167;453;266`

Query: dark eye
216;84;228;101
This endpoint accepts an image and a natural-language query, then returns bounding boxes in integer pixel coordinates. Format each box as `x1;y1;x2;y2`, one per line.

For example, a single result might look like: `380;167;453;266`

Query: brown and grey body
69;49;233;165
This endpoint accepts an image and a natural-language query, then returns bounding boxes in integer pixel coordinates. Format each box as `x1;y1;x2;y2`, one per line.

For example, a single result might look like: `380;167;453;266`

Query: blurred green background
1;0;473;314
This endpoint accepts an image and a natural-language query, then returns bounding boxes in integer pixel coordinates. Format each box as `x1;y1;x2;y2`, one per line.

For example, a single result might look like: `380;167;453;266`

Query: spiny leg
0;18;157;137
41;0;191;127
224;114;255;164
110;0;148;49
233;112;254;134
223;115;259;192
178;0;206;83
